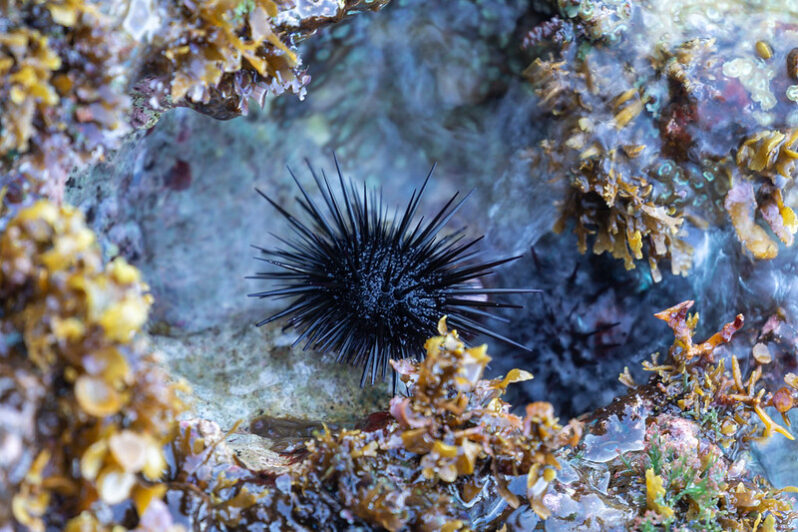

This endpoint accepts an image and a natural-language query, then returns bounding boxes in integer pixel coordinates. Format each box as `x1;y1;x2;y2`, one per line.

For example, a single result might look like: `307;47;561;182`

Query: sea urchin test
249;157;537;387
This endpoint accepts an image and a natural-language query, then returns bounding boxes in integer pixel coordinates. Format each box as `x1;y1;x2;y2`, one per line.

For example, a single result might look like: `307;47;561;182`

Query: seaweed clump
297;318;583;525
728;129;798;259
0;0;131;199
132;0;392;120
0;200;186;530
523;1;798;279
136;0;306;119
642;301;798;447
605;301;798;530
162;318;582;529
525;48;694;282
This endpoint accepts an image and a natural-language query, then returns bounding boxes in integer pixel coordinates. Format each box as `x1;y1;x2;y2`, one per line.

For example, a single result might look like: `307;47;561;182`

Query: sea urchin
250;158;535;386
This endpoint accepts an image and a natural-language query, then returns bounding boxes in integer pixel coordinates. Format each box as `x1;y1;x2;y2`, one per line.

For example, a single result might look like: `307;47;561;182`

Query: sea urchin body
250;158;535;386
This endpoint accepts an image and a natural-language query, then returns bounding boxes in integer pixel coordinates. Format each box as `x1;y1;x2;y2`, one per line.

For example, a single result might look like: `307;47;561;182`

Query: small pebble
787;48;798;80
756;41;772;60
752;342;771;364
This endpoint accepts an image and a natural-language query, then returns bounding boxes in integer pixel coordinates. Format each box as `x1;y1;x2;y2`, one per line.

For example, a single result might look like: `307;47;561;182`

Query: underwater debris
250;160;536;386
0;200;186;530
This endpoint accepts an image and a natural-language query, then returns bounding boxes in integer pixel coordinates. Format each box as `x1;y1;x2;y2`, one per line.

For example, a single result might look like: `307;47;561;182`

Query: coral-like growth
0;1;131;199
0;201;185;530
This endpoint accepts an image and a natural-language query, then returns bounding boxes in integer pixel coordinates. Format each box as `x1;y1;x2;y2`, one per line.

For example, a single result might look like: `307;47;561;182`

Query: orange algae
526;50;695;281
289;317;582;528
134;0;391;120
730;129;798;258
645;301;798;445
146;0;304;115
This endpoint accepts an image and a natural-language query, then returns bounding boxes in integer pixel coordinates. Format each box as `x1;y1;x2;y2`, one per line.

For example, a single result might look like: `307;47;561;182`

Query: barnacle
0;201;185;530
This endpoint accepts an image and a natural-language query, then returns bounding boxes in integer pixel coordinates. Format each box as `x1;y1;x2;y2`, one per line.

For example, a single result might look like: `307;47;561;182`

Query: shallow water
66;0;798;493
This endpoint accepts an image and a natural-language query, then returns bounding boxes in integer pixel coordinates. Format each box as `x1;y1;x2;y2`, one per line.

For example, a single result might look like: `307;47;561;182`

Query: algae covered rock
4;0;798;529
0;0;390;199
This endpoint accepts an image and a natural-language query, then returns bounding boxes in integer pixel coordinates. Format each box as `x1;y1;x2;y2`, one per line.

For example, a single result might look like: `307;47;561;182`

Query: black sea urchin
249;158;535;386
